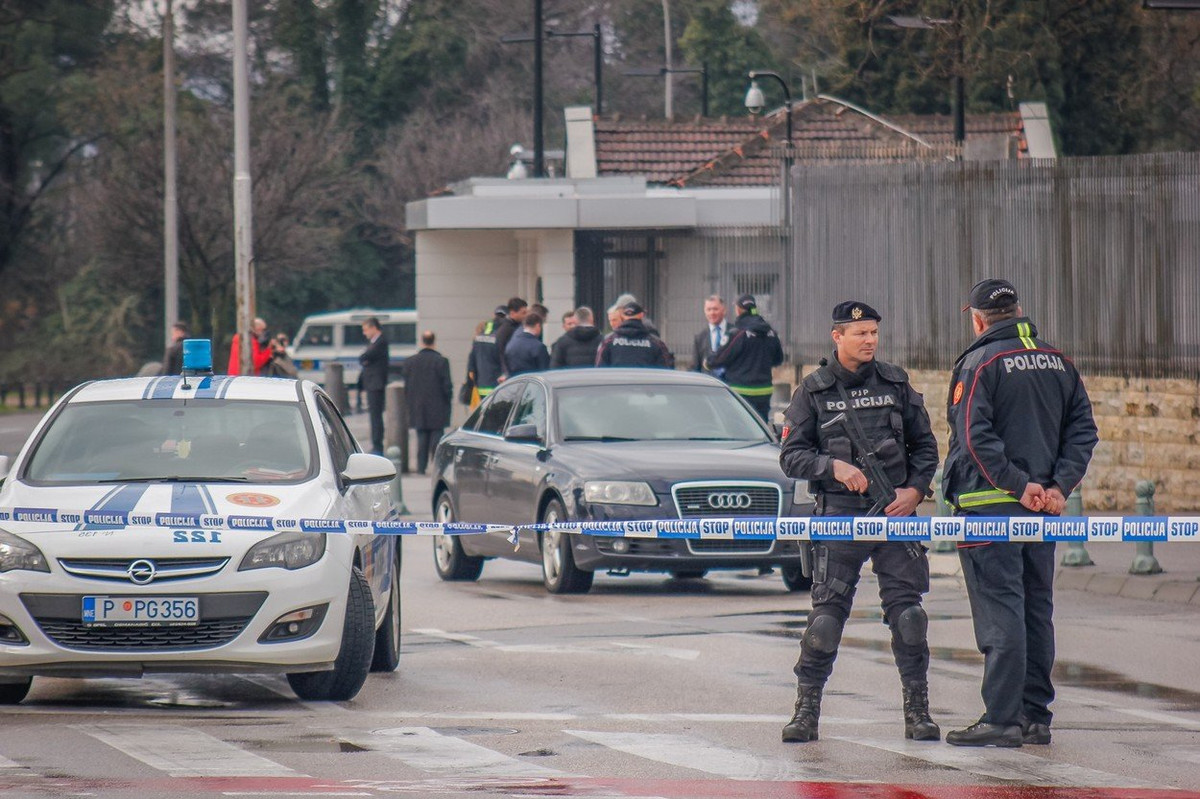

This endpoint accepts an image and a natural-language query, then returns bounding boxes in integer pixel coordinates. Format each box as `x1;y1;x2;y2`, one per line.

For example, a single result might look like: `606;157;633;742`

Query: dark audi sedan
430;369;813;594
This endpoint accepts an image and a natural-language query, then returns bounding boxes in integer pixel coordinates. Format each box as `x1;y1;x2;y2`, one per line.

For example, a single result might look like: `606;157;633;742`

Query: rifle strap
833;380;875;451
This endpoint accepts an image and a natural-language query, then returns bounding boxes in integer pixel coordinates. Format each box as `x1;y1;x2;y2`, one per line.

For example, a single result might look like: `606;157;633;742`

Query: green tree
678;0;775;117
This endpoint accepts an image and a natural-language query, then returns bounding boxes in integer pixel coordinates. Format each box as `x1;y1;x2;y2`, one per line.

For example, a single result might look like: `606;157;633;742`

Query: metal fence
789;153;1200;377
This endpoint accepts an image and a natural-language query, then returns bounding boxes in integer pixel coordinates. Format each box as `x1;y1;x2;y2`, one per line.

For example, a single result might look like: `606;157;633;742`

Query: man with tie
358;316;389;455
693;295;731;377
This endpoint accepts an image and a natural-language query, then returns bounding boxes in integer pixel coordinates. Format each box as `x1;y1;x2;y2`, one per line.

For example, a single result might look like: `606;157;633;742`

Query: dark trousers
366;388;385;454
958;524;1056;727
743;394;771;422
795;538;931;686
415;428;443;473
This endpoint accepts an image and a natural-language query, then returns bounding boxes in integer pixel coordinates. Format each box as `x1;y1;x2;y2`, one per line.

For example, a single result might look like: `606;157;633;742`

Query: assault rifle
820;410;897;516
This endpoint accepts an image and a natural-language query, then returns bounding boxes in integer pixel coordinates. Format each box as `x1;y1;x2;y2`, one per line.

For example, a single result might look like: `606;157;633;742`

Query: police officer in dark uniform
594;302;673;368
705;294;784;421
944;279;1097;748
779;301;940;743
467;306;506;402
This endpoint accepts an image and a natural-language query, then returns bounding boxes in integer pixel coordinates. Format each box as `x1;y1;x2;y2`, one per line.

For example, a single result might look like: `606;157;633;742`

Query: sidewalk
344;410;1200;607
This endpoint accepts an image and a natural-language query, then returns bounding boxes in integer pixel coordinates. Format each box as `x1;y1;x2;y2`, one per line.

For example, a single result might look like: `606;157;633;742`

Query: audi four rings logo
707;492;753;509
126;559;157;585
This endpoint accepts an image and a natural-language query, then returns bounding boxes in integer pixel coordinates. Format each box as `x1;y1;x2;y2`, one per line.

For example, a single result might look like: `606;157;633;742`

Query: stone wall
775;365;1200;512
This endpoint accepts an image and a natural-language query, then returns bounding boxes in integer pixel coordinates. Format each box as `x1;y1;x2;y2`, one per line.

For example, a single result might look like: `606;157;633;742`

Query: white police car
0;341;401;703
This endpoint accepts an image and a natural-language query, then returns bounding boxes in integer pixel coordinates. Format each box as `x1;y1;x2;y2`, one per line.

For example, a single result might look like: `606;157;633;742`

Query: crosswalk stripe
76;723;301;777
0;754;27;770
412;628;699;660
835;736;1164;788
349;726;565;778
564;729;858;783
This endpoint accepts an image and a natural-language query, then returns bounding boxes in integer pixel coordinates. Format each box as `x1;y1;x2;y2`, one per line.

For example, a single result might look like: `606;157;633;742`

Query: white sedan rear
0;373;400;703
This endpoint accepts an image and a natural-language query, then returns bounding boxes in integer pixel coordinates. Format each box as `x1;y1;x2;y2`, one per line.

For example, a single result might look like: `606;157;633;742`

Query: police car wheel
286;568;375;701
432;491;484;581
781;566;813;592
0;678;32;705
370;548;402;673
540;497;593;595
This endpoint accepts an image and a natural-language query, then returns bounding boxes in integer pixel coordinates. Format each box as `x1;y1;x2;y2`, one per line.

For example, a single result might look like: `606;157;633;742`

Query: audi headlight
583;481;657;506
0;530;50;574
238;532;326;571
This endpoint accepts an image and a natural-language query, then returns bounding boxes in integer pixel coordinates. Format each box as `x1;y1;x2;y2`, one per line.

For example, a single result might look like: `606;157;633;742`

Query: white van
289;308;418;385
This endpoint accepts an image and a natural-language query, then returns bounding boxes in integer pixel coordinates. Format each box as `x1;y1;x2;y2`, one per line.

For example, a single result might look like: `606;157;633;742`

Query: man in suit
694;295;732;377
401;330;453;474
358;316;389;455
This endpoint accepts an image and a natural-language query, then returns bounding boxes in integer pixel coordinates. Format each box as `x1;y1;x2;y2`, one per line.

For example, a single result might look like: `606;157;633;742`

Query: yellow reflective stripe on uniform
957;489;1014;508
477;387;494;397
1017;322;1036;350
729;385;775;396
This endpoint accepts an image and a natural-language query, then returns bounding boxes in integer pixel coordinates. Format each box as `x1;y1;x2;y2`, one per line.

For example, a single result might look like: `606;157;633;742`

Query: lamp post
624;64;708;116
886;14;965;145
232;0;255;374
744;70;794;350
501;23;605;116
163;0;178;350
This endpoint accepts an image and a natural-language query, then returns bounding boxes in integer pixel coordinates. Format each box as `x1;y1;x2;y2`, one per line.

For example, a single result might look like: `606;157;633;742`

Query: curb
1054;568;1200;605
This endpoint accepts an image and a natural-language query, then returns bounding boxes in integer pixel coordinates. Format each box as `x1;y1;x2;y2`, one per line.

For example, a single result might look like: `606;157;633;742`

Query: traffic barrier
2;506;1200;542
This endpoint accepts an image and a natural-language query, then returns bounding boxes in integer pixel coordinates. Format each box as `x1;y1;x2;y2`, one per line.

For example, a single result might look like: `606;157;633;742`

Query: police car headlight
238;532;326;571
583;481;657;506
0;529;50;574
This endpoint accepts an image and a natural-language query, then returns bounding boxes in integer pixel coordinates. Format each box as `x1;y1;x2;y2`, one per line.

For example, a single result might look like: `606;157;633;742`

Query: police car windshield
23;400;315;485
557;384;769;443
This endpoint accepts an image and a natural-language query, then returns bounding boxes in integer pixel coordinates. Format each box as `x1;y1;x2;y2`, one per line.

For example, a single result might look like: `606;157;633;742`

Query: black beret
966;278;1019;311
832;301;881;325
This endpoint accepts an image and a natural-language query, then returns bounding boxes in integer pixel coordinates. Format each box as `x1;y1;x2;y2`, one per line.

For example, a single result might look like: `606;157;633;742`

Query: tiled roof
593;99;1026;187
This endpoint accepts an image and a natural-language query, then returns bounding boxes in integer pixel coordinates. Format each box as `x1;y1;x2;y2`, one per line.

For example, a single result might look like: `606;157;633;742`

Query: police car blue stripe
150;376;182;400
194;376;230;399
218;375;236;399
141;377;161;400
170;483;207;517
81;484;151;530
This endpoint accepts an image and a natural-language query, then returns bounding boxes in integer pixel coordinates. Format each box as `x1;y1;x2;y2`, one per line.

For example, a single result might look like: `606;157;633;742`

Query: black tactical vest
803;360;910;498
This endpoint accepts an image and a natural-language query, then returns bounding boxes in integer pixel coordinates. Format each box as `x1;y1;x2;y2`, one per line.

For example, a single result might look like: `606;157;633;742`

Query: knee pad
802;612;845;654
893;605;928;647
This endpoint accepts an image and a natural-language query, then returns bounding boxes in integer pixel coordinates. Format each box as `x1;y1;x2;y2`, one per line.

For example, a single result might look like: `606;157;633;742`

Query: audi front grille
672;481;783;555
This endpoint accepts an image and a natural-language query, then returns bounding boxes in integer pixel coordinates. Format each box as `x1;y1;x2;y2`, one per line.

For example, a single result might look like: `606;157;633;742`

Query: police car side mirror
341;452;396;485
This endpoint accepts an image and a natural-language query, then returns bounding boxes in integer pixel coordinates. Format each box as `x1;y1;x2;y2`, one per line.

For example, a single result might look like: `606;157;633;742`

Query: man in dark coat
595;302;673;368
504;313;550;376
401;330;453;474
550;306;603;368
706;294;784;421
494;296;528;377
358;316;389;455
162;321;189;375
693;295;731;375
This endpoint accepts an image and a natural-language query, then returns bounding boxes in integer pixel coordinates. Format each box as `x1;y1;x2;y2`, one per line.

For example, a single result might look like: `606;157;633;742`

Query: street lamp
886;14;964;145
744;70;795;356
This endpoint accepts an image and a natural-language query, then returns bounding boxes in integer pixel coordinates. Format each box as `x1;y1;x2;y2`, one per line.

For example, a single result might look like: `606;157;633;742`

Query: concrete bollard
931;468;956;552
385;381;408;474
1060;489;1093;566
325;362;348;416
1129;480;1163;575
385;445;409;516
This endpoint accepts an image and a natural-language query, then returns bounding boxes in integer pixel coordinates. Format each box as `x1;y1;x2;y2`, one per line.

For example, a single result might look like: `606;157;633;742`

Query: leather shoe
945;721;1022;747
1022;722;1051;745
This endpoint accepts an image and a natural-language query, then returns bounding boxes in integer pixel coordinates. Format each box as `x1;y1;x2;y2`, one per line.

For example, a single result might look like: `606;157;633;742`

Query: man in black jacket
504;313;550;375
706;294;783;421
944;279;1097;748
494;297;528;377
595;302;673;368
550;306;602;368
401;330;453;474
358;317;389;455
778;300;940;744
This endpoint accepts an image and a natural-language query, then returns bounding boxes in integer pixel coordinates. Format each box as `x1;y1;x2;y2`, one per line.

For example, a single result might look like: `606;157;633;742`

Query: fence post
931;468;955;552
1129;480;1162;575
385;445;409;516
385;381;408;474
1060;487;1092;566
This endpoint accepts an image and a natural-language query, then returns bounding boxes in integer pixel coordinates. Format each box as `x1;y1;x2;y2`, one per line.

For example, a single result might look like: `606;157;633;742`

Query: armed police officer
943;279;1096;748
778;301;940;744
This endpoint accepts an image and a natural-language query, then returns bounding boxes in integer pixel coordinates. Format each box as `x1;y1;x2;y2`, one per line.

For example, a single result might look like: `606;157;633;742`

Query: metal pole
232;0;255;373
701;62;709;117
954;32;965;145
1130;480;1163;575
661;0;673;118
163;0;179;350
532;0;544;177
1060;489;1092;566
593;23;603;115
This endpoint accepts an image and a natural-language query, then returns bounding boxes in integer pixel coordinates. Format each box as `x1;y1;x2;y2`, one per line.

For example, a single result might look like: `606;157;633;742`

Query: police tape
2;506;1200;542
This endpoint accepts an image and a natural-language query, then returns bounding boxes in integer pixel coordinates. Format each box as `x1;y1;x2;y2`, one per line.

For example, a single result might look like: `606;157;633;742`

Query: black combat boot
902;680;941;741
782;684;822;743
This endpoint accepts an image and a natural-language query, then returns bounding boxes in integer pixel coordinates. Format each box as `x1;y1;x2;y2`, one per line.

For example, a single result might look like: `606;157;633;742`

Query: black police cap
831;301;881;325
622;301;645;318
735;294;757;312
965;278;1018;311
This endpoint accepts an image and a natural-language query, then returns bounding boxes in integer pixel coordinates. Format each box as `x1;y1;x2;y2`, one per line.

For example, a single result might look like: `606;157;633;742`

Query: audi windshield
556;384;770;443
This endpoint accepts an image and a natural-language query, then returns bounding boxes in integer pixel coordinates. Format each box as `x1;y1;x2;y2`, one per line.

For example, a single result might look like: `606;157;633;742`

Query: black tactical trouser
958;508;1056;728
794;534;931;687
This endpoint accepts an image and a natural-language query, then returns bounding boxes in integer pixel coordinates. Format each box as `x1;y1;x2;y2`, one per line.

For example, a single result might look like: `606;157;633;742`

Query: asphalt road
2;409;1200;798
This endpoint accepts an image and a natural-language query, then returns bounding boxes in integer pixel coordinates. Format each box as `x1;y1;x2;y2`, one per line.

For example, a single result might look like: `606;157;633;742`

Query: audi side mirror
504;423;542;443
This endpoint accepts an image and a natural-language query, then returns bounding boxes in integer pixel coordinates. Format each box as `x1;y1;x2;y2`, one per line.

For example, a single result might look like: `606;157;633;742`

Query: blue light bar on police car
181;339;213;374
